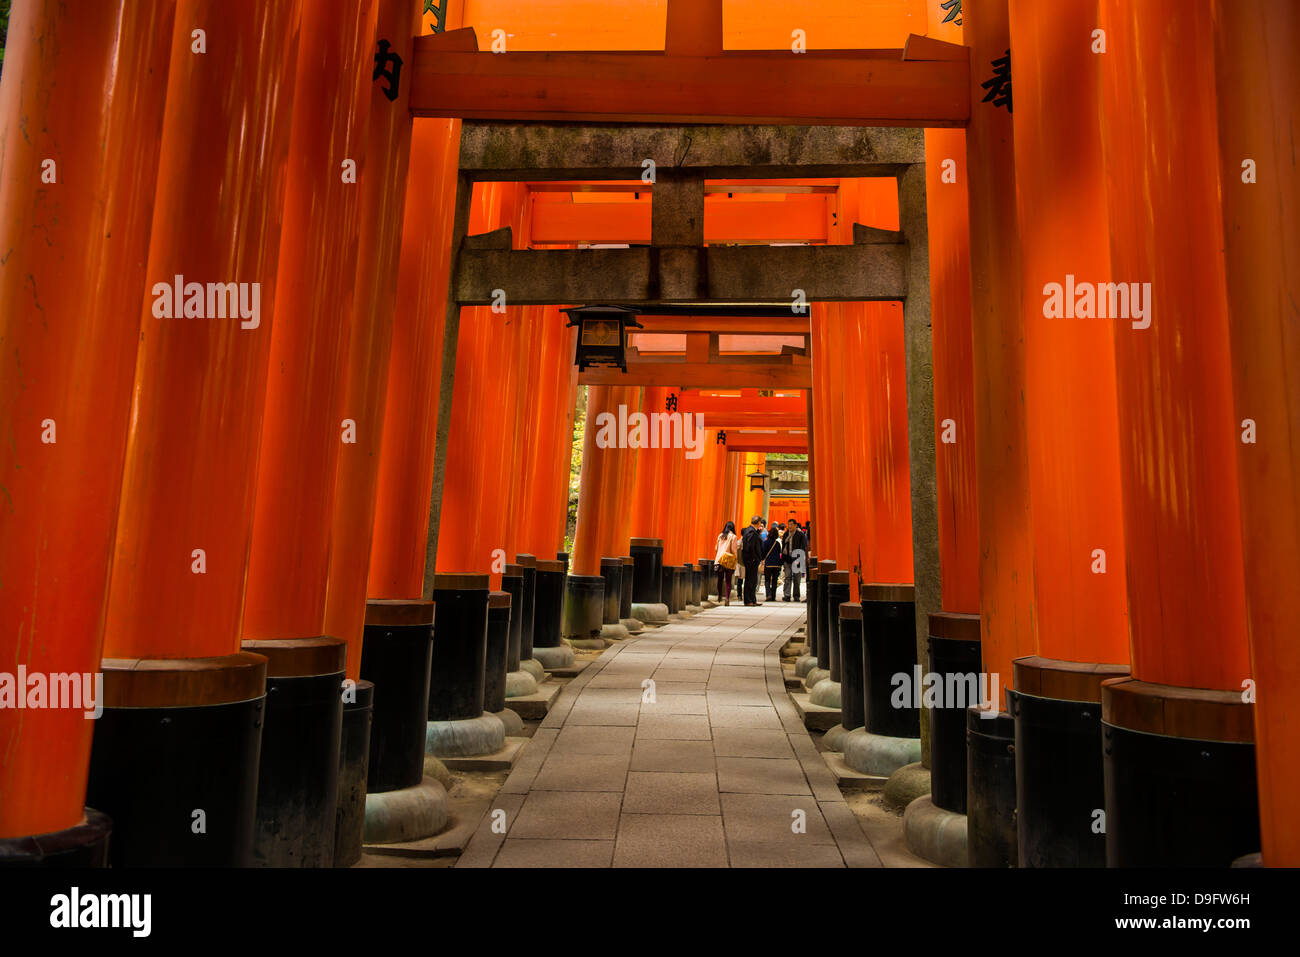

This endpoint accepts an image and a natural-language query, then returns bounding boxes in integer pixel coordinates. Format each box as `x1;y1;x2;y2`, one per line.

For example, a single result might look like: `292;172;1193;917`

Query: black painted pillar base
630;538;664;604
502;567;525;672
966;705;1018;867
619;556;635;619
927;613;982;814
532;560;567;649
360;599;434;795
838;603;865;733
698;558;715;600
806;559;820;665
0;809;112;867
334;678;374;868
428;574;489;722
862;584;919;739
484;591;511;714
242;637;347;868
660;565;675;613
563;574;605;641
516;554;538;662
825;572;850;681
816;560;837;664
600;558;623;625
691;565;704;606
1007;655;1129;867
1101;677;1260;867
86;652;267;866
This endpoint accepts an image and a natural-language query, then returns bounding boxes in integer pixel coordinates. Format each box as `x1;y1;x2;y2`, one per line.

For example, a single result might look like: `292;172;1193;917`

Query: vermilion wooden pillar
1098;0;1257;866
571;385;639;576
94;0;301;867
919;9;982;797
244;1;375;641
1214;0;1300;867
630;387;672;541
1005;0;1130;869
0;0;175;852
367;108;462;598
522;309;579;557
434;182;529;584
324;0;425;679
966;0;1036;697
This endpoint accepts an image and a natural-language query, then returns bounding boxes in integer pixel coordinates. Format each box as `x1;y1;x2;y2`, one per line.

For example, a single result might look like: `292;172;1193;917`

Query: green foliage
0;0;11;74
564;386;587;552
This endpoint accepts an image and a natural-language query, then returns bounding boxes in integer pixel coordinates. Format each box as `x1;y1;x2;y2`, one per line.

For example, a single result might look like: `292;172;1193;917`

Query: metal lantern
748;469;767;491
562;304;642;372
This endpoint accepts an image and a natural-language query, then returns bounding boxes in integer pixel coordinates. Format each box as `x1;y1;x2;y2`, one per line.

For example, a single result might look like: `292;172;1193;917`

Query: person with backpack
714;520;740;606
762;523;784;600
783;520;808;602
740;515;764;606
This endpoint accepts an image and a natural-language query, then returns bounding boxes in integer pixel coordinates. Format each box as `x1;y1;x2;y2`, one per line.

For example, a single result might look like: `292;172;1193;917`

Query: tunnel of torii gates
0;0;1296;872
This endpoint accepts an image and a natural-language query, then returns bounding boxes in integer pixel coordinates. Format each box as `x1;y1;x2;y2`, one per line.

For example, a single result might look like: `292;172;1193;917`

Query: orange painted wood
1010;0;1128;667
369;0;466;600
665;0;723;56
104;0;302;662
529;193;828;244
0;0;175;839
629;387;672;540
925;124;979;614
409;46;970;127
1099;0;1249;690
367;113;462;598
434;183;529;585
324;0;423;678
572;384;640;575
722;0;927;51
966;0;1036;695
724;434;808;453
1212;0;1300;864
243;0;376;643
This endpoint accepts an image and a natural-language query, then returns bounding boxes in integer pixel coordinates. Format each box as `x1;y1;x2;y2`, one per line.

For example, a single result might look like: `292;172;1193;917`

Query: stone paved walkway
458;600;884;867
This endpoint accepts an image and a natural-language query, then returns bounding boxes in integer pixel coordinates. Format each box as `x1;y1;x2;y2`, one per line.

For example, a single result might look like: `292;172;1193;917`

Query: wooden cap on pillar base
432;573;490;590
101;652;268;708
928;612;980;640
535;559;566;573
1101;676;1254;743
488;591;512;609
862;583;915;603
364;598;435;627
1013;655;1129;704
630;538;663;548
240;637;347;678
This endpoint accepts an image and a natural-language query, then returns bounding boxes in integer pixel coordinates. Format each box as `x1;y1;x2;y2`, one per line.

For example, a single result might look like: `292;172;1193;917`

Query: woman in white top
714;520;740;606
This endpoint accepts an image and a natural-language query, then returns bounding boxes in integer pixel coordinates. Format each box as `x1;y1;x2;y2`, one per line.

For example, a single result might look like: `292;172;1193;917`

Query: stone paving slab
506;679;563;720
456;601;889;867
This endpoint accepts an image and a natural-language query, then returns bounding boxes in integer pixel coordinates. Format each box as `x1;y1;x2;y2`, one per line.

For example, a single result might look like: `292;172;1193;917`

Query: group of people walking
713;515;810;607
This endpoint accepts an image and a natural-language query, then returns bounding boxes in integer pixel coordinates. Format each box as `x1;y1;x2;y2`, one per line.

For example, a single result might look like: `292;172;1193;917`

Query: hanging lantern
562;304;642;372
748;469;767;492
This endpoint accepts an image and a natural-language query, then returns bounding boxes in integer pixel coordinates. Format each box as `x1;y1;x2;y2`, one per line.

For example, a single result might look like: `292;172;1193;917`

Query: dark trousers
784;569;802;601
716;567;734;602
742;561;760;605
764;566;780;598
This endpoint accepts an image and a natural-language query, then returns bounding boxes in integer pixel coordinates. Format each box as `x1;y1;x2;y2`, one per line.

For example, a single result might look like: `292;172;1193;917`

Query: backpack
741;526;763;564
